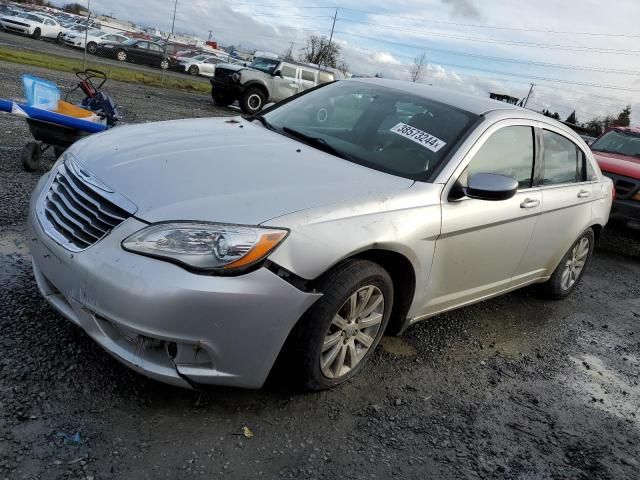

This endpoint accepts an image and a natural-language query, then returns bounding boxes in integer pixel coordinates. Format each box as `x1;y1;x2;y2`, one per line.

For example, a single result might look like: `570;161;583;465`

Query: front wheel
240;87;266;115
188;65;199;76
539;228;595;299
116;49;127;62
160;59;169;70
31;28;41;40
56;32;63;43
287;259;393;391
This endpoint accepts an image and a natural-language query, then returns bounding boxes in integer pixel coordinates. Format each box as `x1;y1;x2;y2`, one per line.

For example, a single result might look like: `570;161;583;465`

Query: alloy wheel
561;237;590;290
320;285;385;379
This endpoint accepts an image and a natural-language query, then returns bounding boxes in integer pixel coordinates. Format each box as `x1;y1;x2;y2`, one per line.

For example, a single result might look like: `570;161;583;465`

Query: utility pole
522;83;535;108
318;8;338;67
161;0;178;86
82;0;91;71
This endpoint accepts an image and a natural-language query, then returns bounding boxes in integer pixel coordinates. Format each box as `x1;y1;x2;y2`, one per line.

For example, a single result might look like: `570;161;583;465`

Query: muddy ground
1;60;639;480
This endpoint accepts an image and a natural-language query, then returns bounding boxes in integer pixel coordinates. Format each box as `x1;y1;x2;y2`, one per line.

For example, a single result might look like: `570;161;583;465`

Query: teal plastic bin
22;75;60;111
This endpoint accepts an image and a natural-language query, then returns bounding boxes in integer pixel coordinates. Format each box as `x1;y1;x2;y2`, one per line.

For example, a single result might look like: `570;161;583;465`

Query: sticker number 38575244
390;122;447;153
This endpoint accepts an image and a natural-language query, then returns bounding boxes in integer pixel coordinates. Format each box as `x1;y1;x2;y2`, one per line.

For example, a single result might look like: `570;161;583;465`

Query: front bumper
65;39;83;48
211;80;242;97
28;181;321;389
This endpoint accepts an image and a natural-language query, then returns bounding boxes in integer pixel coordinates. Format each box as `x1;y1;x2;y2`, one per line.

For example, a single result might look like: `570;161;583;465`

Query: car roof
349;77;536;116
611;126;640;135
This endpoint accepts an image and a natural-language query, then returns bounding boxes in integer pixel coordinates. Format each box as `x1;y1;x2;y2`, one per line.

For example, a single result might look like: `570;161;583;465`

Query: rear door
147;43;164;67
299;68;317;92
426;121;542;314
518;126;597;277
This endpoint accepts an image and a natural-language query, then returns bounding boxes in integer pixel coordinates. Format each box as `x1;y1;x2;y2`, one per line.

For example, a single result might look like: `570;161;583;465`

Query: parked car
211;56;336;114
28;79;613;390
60;22;87;40
590;126;640;229
0;11;62;40
97;39;169;69
180;54;227;77
580;134;597;145
65;28;128;53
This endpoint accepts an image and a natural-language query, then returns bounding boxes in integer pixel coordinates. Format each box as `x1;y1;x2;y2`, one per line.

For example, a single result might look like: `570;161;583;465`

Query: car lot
1;59;640;479
0;29;210;84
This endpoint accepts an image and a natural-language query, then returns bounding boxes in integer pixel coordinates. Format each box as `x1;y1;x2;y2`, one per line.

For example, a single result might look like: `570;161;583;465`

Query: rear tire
116;49;127;62
31;28;41;40
188;65;199;76
286;259;393;391
240;87;266;115
160;59;169;70
56;32;63;43
87;41;97;54
539;228;595;299
21;142;42;171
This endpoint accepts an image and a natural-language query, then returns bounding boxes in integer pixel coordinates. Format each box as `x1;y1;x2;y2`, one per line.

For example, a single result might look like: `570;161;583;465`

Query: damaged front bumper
28;209;321;389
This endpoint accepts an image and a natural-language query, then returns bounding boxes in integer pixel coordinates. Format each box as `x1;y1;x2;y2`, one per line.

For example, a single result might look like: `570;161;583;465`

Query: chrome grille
38;157;136;251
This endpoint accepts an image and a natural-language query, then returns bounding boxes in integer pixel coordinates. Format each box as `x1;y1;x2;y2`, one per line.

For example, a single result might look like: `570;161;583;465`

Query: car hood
68;117;414;225
592;150;640;179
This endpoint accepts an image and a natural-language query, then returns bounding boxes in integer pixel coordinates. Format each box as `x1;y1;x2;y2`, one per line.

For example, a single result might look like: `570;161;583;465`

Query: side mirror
463;173;518;201
274;70;283;78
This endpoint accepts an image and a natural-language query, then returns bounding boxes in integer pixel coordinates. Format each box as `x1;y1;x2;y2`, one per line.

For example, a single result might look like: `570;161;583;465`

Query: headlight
122;222;288;273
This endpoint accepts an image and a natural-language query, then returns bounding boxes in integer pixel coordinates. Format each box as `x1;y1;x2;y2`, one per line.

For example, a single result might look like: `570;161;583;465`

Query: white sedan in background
65;29;129;54
0;12;62;40
181;55;229;77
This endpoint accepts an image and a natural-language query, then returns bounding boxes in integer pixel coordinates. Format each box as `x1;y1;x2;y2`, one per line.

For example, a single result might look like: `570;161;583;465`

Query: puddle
380;337;417;357
566;353;640;427
0;230;29;256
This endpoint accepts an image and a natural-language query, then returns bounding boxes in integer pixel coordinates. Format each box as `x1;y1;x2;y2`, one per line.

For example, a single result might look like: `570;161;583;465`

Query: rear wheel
56;32;63;43
188;65;199;76
240;87;266;115
539;228;595;299
116;49;127;62
160;59;169;70
87;41;97;54
21;142;42;171
287;259;393;390
31;28;41;40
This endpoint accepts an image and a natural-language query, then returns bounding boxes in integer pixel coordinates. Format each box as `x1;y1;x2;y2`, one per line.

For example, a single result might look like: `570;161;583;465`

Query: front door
425;122;542;314
272;64;300;102
130;41;148;62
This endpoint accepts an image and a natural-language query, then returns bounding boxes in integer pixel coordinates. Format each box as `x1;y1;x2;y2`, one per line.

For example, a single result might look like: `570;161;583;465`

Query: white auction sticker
390;122;447;153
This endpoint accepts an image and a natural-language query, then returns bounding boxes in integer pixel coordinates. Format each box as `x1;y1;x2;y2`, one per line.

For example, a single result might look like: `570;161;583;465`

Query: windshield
249;57;280;74
591;129;640;158
262;81;478;181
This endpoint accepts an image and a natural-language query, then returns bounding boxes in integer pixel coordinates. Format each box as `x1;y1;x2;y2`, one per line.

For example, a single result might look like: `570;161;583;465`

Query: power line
338;7;640;39
335;19;640;55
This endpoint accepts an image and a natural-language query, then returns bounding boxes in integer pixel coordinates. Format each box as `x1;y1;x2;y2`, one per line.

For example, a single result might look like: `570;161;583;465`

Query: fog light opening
167;342;178;359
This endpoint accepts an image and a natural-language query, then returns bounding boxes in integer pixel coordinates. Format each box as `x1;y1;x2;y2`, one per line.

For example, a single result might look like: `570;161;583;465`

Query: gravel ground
1;59;640;480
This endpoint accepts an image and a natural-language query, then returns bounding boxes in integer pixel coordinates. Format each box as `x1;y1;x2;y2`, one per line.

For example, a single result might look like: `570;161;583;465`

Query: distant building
490;93;520;105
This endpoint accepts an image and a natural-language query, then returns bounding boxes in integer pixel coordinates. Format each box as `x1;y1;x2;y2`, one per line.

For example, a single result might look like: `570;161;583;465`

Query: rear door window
281;65;297;79
301;70;315;83
541;130;586;185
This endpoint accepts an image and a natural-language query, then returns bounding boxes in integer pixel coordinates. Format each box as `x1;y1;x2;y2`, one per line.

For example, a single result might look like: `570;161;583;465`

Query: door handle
520;198;540;209
578;189;591;198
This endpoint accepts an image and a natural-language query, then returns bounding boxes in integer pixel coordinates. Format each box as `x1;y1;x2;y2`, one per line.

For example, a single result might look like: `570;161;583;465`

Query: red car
590;126;640;229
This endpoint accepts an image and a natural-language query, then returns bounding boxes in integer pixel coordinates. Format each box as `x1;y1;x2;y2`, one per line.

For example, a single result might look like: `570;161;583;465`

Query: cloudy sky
64;0;640;124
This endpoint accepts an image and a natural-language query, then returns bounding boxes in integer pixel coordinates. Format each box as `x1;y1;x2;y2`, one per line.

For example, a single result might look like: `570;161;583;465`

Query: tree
615;105;631;127
542;109;561;120
565;111;578;124
409;52;428;83
299;35;341;68
63;3;85;14
336;60;350;77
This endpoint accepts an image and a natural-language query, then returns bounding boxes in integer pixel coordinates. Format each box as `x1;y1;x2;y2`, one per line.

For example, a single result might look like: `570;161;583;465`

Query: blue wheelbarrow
0;69;121;171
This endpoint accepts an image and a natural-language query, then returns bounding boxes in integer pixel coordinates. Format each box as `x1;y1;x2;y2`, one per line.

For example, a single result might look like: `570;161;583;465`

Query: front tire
56;32;63;43
31;28;41;40
160;59;169;70
21;142;42;171
288;259;393;391
539;228;595;299
240;87;266;115
188;65;199;76
87;41;97;54
116;49;127;62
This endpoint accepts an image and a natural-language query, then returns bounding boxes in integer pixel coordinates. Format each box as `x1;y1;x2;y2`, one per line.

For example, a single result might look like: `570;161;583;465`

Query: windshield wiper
282;127;352;160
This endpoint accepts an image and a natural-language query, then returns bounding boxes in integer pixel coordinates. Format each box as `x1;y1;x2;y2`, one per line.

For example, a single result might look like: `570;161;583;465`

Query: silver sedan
28;78;613;390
